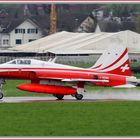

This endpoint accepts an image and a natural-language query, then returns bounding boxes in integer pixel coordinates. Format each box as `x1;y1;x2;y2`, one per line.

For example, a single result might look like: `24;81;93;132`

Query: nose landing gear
0;92;3;99
0;79;5;99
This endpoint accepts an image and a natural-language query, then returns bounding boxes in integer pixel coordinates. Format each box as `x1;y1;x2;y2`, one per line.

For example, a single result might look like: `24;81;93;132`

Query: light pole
74;18;79;32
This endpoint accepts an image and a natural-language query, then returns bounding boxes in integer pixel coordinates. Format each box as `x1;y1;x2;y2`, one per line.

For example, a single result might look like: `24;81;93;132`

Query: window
16;39;22;44
15;29;18;33
15;29;25;34
36;29;38;33
27;28;38;34
3;39;9;45
17;59;31;65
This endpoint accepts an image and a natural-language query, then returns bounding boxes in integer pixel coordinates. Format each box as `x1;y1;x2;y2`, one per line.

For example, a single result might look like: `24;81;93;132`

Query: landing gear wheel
53;94;64;100
0;92;3;99
75;94;83;100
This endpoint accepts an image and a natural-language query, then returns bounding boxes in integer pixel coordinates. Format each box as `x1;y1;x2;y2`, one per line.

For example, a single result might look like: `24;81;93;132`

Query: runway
1;89;140;103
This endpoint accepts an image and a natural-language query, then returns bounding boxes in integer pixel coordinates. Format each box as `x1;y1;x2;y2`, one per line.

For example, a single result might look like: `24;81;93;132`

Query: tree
136;14;140;33
106;4;140;17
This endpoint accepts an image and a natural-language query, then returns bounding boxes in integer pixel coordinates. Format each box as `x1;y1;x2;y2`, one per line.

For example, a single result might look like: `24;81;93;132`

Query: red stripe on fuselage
0;68;97;79
0;67;96;73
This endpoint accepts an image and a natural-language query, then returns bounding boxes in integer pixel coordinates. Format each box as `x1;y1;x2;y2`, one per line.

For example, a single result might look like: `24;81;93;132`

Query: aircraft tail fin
90;44;132;76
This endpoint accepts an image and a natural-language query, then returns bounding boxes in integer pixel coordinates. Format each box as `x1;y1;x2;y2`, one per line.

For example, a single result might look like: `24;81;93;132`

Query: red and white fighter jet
0;44;138;100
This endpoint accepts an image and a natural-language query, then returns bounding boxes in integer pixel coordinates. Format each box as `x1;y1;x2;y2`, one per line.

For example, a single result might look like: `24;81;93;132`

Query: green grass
131;62;140;68
1;101;140;136
66;62;93;68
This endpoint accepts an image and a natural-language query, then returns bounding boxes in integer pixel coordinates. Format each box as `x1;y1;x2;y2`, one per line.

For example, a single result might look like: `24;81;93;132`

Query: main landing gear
53;94;64;100
75;93;83;100
53;93;83;100
72;93;83;100
0;79;5;99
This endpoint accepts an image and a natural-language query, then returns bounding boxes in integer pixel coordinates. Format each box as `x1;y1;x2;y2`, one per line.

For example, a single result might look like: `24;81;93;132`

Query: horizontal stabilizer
114;84;136;88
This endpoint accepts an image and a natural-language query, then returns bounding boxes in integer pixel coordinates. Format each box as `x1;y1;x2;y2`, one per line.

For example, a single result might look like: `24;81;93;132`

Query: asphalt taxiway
1;89;140;103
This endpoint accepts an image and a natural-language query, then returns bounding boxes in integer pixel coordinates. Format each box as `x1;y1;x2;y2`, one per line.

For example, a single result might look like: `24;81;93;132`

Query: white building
11;30;140;63
0;18;48;48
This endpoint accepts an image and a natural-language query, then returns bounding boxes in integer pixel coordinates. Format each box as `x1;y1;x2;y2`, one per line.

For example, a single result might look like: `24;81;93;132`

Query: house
0;17;49;48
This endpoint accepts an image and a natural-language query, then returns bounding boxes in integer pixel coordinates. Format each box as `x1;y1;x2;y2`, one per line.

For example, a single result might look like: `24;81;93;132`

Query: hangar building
8;30;140;64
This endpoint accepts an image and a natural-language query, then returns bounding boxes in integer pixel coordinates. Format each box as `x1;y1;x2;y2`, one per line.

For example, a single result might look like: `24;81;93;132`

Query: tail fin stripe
90;64;102;69
100;53;128;72
100;48;128;70
90;44;132;76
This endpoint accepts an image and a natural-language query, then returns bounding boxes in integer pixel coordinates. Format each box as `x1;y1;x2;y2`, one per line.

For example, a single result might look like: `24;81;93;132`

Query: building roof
0;13;88;35
10;30;140;54
98;20;136;32
0;17;50;35
2;18;25;33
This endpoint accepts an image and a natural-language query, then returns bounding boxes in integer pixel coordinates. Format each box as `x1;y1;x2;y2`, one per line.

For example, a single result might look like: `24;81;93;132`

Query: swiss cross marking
120;64;129;72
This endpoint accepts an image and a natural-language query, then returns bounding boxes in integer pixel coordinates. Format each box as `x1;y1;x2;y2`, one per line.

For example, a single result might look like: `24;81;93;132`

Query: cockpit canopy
10;59;31;65
6;59;54;66
3;58;80;69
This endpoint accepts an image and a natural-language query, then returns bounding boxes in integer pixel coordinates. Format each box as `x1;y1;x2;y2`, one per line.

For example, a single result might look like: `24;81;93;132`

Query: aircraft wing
61;79;109;82
33;71;109;83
